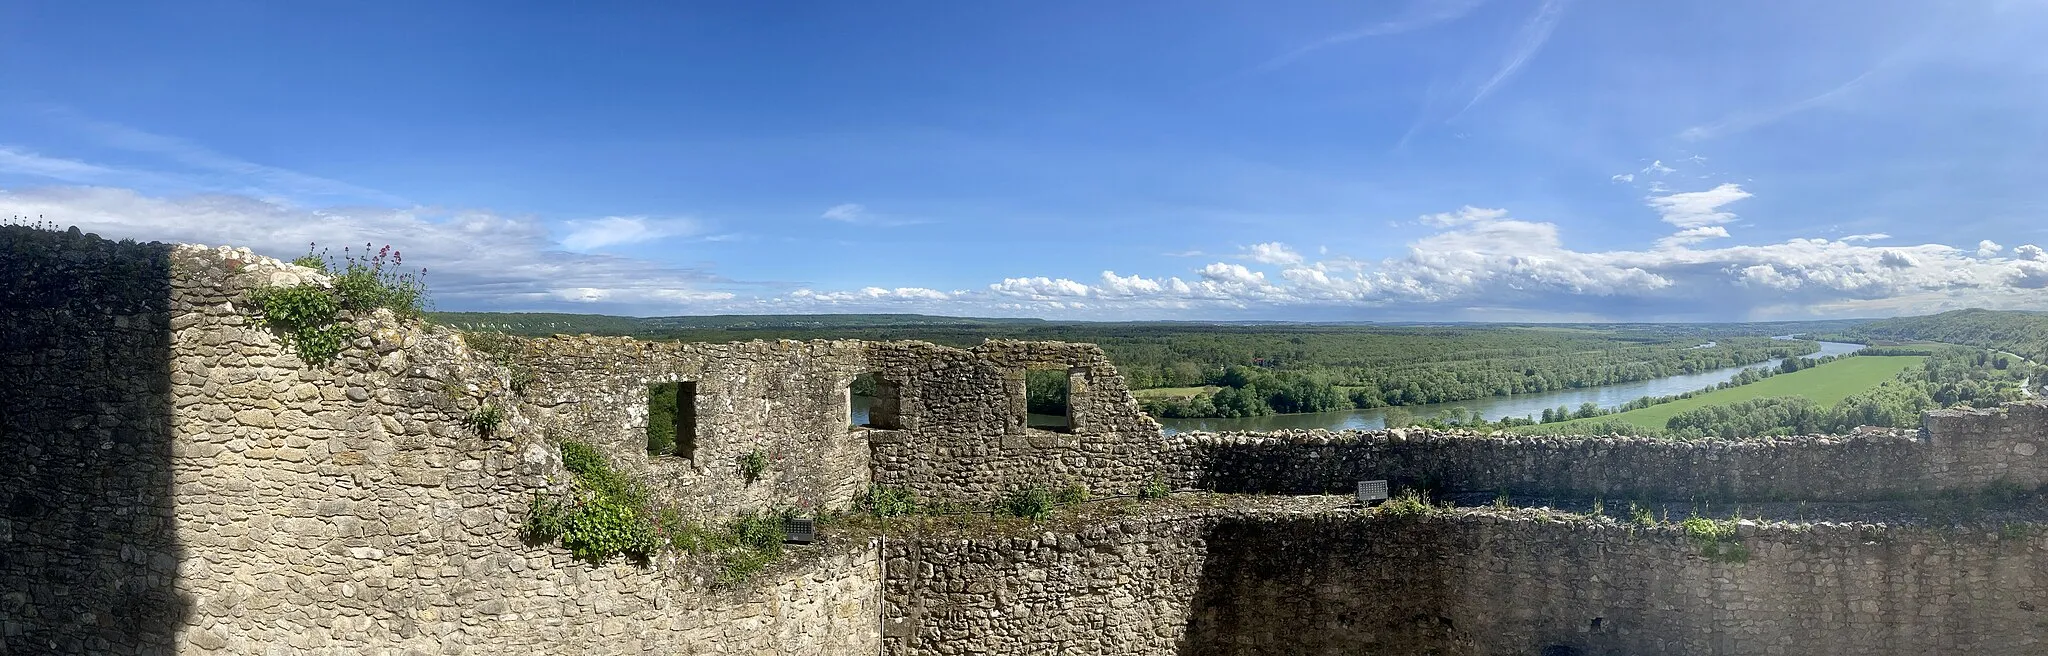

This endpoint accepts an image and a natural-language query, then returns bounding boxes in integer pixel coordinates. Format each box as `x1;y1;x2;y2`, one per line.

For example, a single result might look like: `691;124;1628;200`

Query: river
1151;340;1865;433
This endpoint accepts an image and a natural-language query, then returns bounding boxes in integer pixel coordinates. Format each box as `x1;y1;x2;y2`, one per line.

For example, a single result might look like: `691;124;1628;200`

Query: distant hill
428;312;1048;336
1847;309;2048;361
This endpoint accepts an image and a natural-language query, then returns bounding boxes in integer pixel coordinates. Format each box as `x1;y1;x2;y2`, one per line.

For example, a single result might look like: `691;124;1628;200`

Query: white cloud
989;276;1091;299
1647;183;1752;228
1657;226;1731;249
821;203;867;222
13;184;2048;321
1878;250;1918;269
1641;160;1677;176
791;287;952;303
1610;173;1635;183
1420;206;1509;227
559;216;699;251
1840;233;1890;242
1243;242;1304;266
0;186;739;313
1200;262;1268;286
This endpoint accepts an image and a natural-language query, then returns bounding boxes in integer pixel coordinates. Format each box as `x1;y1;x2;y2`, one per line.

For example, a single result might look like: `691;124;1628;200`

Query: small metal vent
1356;480;1389;505
783;515;816;544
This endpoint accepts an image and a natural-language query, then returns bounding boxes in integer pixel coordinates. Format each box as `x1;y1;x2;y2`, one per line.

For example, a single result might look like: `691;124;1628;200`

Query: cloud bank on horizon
2;1;2046;322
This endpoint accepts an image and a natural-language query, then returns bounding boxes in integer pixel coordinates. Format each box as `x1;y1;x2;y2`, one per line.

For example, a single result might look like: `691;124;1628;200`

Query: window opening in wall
850;372;903;430
1025;367;1072;433
646;381;698;459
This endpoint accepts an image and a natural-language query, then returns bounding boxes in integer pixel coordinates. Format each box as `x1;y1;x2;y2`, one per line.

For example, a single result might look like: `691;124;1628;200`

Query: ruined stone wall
865;340;1174;504
879;517;1210;655
1171;412;2047;501
883;502;2048;656
0;227;187;653
515;335;876;518
1183;511;2048;656
0;236;888;655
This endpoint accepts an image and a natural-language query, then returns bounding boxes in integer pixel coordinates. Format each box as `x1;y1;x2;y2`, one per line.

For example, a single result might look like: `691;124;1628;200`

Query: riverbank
1154;340;1865;433
1515;354;1925;433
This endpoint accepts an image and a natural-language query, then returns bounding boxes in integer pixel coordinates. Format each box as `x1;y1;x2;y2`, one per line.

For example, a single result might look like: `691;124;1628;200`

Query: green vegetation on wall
524;440;794;580
253;243;429;364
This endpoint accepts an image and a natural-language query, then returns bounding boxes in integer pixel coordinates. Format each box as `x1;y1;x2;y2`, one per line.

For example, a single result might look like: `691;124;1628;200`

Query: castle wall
1172;412;2048;501
864;340;1174;503
1182;511;2048;656
516;335;877;518
154;244;888;654
883;504;2048;656
879;517;1210;656
0;228;187;654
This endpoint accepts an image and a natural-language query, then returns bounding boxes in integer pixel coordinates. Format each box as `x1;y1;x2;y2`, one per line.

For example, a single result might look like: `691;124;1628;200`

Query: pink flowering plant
294;242;430;318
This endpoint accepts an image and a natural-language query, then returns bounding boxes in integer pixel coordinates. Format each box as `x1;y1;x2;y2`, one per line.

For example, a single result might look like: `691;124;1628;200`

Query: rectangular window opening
850;372;903;430
1025;367;1073;433
647;381;698;459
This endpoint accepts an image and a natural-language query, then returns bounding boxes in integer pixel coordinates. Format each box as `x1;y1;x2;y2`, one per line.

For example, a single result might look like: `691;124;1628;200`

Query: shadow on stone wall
1176;516;1475;656
1;226;191;654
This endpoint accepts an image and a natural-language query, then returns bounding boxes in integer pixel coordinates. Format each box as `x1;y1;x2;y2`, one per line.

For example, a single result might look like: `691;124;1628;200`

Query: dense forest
1844;308;2048;367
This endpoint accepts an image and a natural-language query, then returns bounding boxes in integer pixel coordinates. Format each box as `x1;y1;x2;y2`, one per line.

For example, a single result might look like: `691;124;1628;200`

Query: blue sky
4;1;2047;321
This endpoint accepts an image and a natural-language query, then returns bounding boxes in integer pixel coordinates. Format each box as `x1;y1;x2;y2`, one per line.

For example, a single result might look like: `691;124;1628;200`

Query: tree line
1138;337;1816;419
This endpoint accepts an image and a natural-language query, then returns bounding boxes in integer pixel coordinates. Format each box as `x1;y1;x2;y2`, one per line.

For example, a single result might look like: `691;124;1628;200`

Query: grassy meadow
1522;355;1926;432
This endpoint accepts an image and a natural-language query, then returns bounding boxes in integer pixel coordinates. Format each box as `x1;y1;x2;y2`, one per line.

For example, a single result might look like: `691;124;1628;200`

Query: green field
1129;386;1218;400
1526;355;1926;432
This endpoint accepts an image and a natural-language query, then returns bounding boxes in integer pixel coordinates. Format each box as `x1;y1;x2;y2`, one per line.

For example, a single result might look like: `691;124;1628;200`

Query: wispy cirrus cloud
1454;0;1569;116
41;108;406;204
1680;66;1884;141
1247;0;1488;75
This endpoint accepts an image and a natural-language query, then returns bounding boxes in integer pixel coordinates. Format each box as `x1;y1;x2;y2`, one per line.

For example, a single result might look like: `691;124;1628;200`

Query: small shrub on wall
859;484;919;518
523;441;656;563
526;441;795;578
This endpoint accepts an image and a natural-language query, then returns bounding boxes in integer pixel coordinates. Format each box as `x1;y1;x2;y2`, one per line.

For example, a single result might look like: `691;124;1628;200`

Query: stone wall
882;500;2048;656
880;517;1210;655
864;340;1174;504
0;234;892;655
515;335;877;519
1182;510;2048;655
0;227;187;653
3;229;1168;654
510;335;1174;517
1170;413;2048;501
